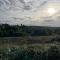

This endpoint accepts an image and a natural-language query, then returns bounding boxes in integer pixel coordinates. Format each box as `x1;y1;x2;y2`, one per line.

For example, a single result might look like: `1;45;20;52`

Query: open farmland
0;35;60;45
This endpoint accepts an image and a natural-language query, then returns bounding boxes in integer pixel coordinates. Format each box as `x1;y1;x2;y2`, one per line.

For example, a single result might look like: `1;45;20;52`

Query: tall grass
0;45;60;60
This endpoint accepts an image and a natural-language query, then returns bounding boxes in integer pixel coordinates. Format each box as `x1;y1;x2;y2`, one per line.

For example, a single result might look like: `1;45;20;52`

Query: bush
0;46;60;60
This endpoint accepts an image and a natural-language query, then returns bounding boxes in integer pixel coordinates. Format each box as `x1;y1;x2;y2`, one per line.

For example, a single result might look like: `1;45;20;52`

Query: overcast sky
0;0;60;27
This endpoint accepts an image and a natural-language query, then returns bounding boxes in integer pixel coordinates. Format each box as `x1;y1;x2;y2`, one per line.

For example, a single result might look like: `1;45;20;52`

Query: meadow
0;36;60;60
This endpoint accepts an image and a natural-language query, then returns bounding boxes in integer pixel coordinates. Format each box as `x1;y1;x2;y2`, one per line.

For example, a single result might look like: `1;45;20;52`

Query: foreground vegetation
0;36;60;60
0;44;60;60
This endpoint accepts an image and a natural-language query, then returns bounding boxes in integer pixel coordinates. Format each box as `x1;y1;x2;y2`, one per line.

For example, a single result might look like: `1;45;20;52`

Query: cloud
0;0;60;26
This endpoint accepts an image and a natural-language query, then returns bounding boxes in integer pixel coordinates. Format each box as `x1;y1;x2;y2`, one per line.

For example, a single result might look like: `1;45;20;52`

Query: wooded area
0;24;60;37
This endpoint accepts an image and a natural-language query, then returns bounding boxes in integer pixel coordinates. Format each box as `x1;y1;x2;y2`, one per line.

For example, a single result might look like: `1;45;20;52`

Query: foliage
0;45;60;60
0;24;60;37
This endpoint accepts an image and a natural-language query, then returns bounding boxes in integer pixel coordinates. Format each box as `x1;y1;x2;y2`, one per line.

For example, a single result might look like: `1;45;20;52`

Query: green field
0;35;60;45
0;36;60;60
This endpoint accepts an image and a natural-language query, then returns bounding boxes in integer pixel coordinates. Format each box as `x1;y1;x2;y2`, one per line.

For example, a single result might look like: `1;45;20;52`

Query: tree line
0;24;60;37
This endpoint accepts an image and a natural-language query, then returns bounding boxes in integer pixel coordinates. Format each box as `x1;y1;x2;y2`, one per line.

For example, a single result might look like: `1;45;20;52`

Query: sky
0;0;60;27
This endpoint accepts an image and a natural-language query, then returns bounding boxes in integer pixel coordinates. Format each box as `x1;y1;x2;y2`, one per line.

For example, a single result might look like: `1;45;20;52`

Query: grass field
0;36;60;60
0;35;60;44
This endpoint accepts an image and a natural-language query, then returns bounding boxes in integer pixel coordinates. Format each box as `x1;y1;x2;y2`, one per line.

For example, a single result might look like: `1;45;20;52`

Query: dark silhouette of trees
0;24;60;37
